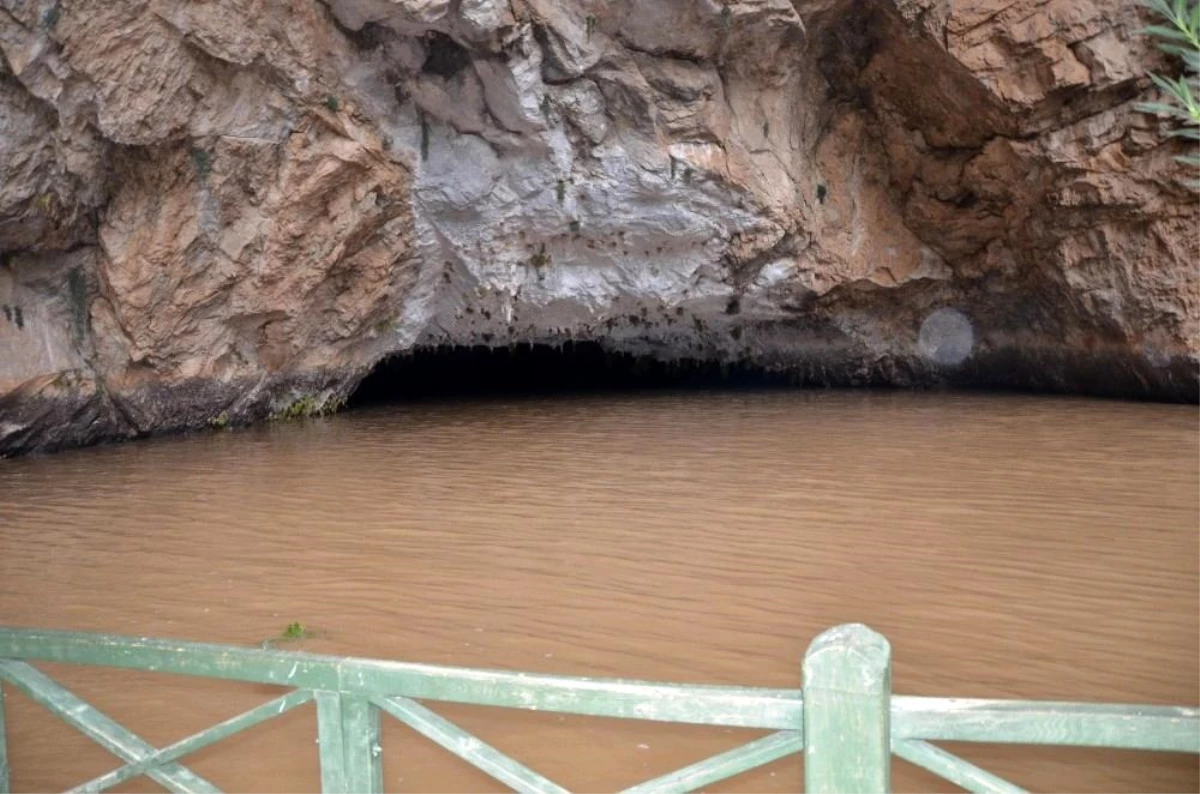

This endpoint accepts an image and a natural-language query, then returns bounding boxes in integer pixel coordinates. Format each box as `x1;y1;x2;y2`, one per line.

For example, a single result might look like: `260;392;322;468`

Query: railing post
343;695;383;794
803;624;892;793
0;681;8;794
316;691;383;794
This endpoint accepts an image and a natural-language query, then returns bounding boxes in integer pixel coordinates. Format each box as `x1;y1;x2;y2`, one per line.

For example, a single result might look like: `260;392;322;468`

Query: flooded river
0;390;1196;792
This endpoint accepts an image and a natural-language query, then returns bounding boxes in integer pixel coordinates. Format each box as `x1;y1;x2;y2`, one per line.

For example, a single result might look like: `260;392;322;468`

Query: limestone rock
0;0;1196;455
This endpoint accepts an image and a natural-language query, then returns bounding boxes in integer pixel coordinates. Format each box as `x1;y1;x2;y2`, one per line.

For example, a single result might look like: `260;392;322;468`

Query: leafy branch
1136;0;1200;186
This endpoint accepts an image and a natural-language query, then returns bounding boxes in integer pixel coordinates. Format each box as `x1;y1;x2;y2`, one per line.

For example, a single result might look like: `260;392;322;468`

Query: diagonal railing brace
68;689;313;793
0;660;219;794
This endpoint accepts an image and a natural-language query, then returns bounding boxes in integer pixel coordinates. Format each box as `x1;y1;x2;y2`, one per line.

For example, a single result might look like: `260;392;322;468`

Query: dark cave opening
421;32;472;78
348;342;794;407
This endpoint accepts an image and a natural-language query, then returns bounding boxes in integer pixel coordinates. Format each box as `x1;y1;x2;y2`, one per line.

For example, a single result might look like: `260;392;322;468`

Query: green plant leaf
1175;74;1199;100
1149;72;1178;93
1142;23;1193;41
1156;41;1197;57
1143;0;1175;19
1138;0;1199;191
1135;100;1185;116
1148;73;1196;109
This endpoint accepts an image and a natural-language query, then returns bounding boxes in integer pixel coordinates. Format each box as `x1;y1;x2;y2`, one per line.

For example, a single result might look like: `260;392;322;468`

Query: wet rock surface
1;0;1196;455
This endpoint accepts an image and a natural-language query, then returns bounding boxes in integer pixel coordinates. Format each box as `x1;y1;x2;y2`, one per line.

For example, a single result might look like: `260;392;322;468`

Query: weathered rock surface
1;0;1196;455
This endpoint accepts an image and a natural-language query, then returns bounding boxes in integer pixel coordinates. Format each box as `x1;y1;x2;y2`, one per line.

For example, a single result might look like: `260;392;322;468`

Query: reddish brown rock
1;0;1195;456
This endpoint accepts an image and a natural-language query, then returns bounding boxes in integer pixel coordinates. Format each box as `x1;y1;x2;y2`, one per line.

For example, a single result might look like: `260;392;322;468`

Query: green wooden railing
0;623;1195;793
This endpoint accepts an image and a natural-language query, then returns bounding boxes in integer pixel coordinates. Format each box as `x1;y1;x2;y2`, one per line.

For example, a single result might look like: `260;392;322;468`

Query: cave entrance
348;342;792;407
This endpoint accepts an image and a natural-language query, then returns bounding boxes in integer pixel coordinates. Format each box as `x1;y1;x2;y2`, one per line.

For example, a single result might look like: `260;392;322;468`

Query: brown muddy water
0;390;1196;792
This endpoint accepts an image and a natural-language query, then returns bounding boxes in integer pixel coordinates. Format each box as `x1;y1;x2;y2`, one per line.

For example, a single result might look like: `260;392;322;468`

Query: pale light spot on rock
919;308;974;367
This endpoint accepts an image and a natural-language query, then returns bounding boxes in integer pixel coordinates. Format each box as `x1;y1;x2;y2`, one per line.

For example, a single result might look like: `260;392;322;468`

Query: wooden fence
0;623;1195;793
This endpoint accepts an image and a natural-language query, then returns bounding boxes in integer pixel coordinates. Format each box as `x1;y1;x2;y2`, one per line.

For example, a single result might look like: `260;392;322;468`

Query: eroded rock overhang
0;0;1196;455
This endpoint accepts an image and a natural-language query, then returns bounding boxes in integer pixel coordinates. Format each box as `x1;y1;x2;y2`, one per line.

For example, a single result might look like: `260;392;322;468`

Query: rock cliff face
0;0;1196;455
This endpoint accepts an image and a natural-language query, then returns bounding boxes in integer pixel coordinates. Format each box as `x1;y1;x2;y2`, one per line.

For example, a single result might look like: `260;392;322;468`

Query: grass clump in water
282;621;308;640
270;393;346;421
261;621;315;649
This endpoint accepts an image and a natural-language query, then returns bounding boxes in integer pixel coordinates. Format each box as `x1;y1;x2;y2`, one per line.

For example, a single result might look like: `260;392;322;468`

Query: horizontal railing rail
0;624;1195;794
